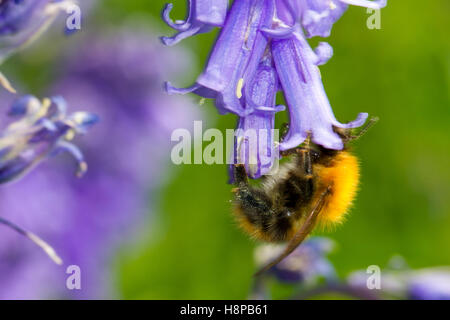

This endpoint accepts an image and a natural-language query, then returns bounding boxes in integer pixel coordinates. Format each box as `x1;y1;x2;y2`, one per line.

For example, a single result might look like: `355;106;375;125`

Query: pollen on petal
236;78;244;99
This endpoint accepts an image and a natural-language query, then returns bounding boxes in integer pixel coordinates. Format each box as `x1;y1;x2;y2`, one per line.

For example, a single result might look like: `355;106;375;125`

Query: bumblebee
232;118;378;276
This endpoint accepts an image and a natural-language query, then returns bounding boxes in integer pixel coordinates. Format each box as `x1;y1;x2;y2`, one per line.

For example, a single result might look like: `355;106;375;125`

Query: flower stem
0;216;63;265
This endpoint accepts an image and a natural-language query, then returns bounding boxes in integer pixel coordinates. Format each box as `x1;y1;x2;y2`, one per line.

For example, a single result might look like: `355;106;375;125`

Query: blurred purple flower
0;28;200;299
0;0;75;92
162;0;387;178
0;0;72;39
0;95;98;184
255;237;337;284
408;269;450;300
0;0;48;37
348;264;450;300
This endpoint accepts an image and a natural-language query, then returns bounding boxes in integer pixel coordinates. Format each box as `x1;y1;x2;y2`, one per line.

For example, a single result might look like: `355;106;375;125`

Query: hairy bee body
232;147;360;243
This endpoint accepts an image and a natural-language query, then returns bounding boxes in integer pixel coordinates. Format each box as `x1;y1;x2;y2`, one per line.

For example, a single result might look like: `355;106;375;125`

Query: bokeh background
0;0;448;299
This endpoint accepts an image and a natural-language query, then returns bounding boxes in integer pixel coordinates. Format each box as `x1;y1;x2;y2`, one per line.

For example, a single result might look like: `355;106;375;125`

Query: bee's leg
296;147;314;200
233;163;249;187
279;133;312;159
280;134;313;174
291;147;311;173
279;142;315;212
232;164;274;234
233;165;271;212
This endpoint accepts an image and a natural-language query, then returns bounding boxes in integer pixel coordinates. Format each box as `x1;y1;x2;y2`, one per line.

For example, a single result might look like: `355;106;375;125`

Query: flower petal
161;0;228;46
165;0;276;117
301;0;348;38
272;29;368;151
232;53;282;180
195;0;275;116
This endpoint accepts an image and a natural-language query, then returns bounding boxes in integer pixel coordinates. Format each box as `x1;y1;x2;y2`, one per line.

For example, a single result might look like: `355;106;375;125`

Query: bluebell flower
233;52;284;179
0;95;98;184
162;0;387;178
255;237;337;284
161;0;228;46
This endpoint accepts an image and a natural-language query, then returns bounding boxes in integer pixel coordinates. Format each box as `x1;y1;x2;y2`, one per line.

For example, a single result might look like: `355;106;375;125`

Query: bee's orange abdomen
313;151;360;226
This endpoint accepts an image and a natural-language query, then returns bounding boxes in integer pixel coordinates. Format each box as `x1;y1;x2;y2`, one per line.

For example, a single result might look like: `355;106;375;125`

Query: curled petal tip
163;24;203;46
314;42;333;65
164;81;179;94
160;36;174;46
162;3;173;14
165;81;198;95
275;105;287;112
260;26;296;39
254;104;286;113
336;112;369;129
161;2;192;32
164;81;172;94
161;3;175;26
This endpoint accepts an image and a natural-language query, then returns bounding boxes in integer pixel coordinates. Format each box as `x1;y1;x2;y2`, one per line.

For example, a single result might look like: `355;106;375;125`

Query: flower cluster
0;27;200;299
0;0;73;92
162;0;386;178
0;94;97;271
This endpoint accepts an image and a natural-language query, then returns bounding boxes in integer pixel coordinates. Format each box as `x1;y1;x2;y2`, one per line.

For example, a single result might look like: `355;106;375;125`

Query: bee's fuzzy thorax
313;151;360;227
231;148;361;244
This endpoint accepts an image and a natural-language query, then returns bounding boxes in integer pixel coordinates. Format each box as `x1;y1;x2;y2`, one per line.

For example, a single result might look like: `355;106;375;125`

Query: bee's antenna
348;116;379;142
0;216;63;265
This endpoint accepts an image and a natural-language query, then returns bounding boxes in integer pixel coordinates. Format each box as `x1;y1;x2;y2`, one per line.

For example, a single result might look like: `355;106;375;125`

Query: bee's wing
254;186;331;277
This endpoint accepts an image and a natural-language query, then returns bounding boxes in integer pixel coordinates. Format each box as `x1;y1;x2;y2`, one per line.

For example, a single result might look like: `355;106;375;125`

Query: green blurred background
6;0;450;299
